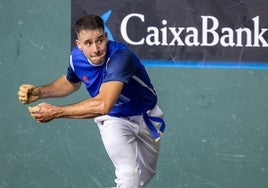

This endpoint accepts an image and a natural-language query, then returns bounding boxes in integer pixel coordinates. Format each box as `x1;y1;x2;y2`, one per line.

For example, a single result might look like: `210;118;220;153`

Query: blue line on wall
142;60;268;69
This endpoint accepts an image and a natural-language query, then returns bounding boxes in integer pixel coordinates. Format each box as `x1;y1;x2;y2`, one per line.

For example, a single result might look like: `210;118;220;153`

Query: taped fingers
18;85;31;103
18;84;39;104
28;105;41;113
18;90;28;103
28;105;42;122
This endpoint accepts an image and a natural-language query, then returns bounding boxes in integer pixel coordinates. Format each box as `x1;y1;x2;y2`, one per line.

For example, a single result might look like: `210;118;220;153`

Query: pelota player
18;14;166;188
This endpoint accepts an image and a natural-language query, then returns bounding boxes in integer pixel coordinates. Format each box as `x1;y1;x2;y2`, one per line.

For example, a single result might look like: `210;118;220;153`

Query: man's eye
97;38;104;43
84;41;92;46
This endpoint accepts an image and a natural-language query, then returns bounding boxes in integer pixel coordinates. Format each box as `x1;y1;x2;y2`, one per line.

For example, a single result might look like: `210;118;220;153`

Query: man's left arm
29;81;124;123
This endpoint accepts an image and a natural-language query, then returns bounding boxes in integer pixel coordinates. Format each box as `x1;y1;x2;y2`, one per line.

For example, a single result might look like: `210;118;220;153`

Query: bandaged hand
28;102;57;123
28;105;41;114
18;84;40;104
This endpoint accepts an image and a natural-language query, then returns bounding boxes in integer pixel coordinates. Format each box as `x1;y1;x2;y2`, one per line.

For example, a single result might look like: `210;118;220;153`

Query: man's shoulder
70;46;87;63
71;46;83;56
108;41;128;54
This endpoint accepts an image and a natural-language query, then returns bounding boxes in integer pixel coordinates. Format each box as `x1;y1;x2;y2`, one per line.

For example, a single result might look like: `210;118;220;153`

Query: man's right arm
38;76;81;98
18;75;81;104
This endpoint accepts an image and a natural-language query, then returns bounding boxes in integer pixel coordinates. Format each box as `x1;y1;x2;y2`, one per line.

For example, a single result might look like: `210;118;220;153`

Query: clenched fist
28;102;58;123
18;84;40;104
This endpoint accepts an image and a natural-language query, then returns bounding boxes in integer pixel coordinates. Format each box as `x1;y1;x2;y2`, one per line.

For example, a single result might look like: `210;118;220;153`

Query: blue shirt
66;41;157;117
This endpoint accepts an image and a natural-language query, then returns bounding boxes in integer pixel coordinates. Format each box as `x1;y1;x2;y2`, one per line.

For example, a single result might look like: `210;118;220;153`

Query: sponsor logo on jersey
83;75;89;83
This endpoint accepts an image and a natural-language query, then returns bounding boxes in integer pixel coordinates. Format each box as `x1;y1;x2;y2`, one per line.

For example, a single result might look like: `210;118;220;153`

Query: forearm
39;76;81;99
30;98;105;123
54;97;106;119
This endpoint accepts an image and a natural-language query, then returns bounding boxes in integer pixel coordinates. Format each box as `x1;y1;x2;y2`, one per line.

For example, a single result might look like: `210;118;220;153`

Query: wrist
35;87;41;99
53;105;65;119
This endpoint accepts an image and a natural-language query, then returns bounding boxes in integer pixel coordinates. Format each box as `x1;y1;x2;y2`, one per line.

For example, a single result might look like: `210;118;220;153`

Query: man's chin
91;58;105;65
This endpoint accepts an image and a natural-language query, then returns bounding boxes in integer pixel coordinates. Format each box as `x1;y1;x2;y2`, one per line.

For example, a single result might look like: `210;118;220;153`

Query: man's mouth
91;53;102;58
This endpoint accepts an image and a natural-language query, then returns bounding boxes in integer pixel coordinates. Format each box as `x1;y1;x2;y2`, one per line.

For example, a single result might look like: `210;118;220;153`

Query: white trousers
94;105;164;188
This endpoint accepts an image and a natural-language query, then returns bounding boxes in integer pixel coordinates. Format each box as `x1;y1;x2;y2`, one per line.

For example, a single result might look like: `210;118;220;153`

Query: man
18;14;165;188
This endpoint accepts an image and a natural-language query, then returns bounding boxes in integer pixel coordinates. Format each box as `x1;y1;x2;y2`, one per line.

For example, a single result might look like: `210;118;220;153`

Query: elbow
98;101;112;115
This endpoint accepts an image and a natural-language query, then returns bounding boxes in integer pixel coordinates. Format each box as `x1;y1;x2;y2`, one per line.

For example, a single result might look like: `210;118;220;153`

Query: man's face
76;29;108;65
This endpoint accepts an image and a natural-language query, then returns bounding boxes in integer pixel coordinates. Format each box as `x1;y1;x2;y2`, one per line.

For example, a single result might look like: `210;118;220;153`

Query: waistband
143;112;166;142
94;105;166;142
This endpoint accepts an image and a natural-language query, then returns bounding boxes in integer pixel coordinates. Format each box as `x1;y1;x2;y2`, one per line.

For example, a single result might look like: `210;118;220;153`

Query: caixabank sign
71;0;268;68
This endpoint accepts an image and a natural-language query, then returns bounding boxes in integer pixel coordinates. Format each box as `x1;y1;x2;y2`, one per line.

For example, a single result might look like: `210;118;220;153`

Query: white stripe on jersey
70;55;75;71
132;75;157;96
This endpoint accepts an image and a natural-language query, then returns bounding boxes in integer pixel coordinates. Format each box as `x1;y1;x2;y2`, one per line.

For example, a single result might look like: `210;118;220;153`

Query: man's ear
75;39;82;50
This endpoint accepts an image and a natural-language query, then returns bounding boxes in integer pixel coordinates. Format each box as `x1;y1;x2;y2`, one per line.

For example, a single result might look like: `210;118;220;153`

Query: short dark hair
75;14;104;35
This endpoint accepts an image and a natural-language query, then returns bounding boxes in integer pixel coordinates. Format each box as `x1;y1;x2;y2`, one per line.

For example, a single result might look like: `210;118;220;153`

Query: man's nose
92;42;100;52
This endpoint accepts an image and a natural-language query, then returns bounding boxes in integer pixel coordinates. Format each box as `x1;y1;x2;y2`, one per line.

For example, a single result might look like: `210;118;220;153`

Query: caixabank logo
71;0;268;69
121;15;268;47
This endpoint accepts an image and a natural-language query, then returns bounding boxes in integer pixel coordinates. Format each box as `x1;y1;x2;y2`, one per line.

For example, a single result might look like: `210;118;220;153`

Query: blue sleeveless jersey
66;41;157;117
